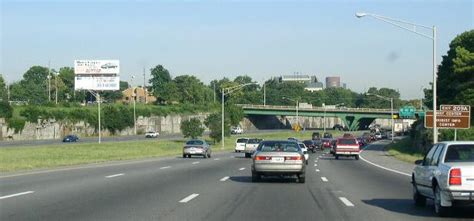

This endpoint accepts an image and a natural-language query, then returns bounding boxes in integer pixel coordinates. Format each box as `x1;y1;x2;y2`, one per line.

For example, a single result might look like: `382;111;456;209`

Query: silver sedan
251;140;306;183
182;139;212;158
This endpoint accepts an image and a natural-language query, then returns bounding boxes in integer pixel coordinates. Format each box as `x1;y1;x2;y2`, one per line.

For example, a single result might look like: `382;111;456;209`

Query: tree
149;65;172;103
204;112;230;143
101;105;133;134
0;75;6;101
434;30;474;124
0;101;12;119
226;103;244;126
174;75;208;104
180;118;205;139
10;66;49;104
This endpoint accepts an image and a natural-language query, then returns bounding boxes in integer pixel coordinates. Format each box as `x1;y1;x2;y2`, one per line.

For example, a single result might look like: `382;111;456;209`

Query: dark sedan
62;135;79;142
303;140;317;152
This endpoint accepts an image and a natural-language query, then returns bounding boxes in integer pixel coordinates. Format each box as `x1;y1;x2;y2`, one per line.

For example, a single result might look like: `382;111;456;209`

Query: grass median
0;130;348;173
386;137;424;164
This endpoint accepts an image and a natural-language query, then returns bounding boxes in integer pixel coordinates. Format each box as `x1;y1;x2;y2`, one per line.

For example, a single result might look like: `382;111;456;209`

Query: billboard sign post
74;59;120;144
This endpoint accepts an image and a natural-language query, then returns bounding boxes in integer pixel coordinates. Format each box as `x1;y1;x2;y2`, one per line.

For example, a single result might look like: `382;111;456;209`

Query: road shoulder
360;140;415;176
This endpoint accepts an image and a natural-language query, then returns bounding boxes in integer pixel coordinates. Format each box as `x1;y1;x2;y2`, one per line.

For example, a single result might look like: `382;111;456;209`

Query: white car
231;126;243;134
297;142;309;165
412;141;474;216
244;138;263;158
145;131;159;138
235;138;249;153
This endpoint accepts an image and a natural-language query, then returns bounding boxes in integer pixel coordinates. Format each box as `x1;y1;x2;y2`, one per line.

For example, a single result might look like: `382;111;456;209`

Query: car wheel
355;155;359;160
245;153;250;158
203;153;208;158
252;172;259;182
434;185;449;217
208;153;211;158
183;154;186;158
335;155;339;160
412;181;426;207
298;174;306;183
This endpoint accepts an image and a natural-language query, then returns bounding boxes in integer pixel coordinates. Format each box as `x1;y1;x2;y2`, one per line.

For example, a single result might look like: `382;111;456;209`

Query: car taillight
449;168;462;186
255;156;271;161
285;156;302;160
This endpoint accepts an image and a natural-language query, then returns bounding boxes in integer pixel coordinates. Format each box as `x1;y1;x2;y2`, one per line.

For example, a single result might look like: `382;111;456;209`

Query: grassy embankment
0;130;348;173
385;137;424;164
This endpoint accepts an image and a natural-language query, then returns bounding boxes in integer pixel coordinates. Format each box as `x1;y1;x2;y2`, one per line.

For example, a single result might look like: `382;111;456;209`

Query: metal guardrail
238;104;394;114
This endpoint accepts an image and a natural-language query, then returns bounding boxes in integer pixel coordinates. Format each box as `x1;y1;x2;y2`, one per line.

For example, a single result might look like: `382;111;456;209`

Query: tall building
326;76;341;88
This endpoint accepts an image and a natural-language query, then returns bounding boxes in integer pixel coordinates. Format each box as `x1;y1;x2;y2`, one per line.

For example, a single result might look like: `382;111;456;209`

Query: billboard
74;76;120;91
74;60;120;74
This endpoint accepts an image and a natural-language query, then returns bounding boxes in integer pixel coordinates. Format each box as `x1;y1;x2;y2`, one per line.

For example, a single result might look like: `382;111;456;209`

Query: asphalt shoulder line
0;191;34;200
105;173;124;178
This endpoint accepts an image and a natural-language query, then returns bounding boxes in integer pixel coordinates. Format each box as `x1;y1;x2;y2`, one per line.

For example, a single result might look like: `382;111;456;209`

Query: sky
1;0;473;99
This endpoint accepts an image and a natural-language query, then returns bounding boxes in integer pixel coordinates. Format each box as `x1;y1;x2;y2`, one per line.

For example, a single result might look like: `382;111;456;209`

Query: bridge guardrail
237;104;394;114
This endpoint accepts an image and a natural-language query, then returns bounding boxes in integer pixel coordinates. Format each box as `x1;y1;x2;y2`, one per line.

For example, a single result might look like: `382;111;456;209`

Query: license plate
271;157;284;163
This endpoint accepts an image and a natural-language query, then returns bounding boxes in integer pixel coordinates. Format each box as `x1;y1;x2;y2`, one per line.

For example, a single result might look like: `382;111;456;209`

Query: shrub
0;101;13;119
181;118;205;139
7;117;26;133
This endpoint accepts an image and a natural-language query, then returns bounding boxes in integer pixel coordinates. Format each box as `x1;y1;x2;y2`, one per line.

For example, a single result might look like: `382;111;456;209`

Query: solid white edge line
321;177;328;182
360;147;411;177
179;193;199;203
339;197;355;207
105;173;124;178
0;191;34;199
220;176;230;181
160;166;171;169
239;168;245;171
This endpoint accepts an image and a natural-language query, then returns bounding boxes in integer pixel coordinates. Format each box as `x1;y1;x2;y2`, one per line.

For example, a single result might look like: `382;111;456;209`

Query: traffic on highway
1;132;473;220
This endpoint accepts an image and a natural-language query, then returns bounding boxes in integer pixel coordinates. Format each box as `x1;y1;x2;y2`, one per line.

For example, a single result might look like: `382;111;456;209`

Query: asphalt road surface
1;143;473;221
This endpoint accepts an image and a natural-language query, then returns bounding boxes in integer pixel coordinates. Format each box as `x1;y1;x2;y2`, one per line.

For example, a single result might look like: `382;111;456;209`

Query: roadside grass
0;130;350;173
386;137;424;164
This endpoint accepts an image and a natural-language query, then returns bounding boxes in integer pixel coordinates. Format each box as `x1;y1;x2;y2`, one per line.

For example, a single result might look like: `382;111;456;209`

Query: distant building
122;87;156;104
326;76;341;88
342;83;347;89
305;82;324;92
278;74;323;92
279;75;312;83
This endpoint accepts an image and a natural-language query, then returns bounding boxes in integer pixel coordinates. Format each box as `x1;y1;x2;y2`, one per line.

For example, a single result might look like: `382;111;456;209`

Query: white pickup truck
412;141;474;216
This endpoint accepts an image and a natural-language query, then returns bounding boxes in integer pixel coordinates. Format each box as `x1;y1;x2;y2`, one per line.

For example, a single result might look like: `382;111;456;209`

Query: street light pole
323;103;326;133
221;82;258;149
47;75;51;102
356;12;438;143
263;82;266;106
367;93;394;142
131;75;137;135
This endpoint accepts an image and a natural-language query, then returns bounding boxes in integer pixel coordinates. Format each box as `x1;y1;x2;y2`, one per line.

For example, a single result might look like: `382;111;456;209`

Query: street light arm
366;93;391;101
360;13;433;40
224;82;258;95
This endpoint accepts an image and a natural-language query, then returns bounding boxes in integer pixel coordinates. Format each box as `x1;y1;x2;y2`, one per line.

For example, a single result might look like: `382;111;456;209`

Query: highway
1;142;473;221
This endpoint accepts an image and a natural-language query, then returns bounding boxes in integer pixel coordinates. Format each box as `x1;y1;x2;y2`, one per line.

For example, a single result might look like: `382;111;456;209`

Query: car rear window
303;141;313;145
248;139;261;144
338;139;357;145
444;144;474;163
236;138;248;143
186;140;204;145
258;141;300;152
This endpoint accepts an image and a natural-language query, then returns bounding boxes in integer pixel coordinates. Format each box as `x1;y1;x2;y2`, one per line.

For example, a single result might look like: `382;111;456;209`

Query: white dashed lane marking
321;177;328;182
192;161;200;165
179;193;199;203
315;169;320;172
0;191;34;200
105;173;124;178
339;197;355;207
239;168;245;171
160;166;171;169
220;176;230;182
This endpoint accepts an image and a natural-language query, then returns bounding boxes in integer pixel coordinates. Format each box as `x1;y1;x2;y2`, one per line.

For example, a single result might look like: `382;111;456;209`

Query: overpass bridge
239;104;395;131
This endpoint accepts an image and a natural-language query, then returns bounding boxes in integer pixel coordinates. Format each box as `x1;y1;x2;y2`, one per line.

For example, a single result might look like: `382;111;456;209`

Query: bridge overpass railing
238;104;394;114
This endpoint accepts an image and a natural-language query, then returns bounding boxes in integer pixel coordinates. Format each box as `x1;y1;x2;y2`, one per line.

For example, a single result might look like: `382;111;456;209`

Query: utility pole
143;67;147;104
55;71;58;104
213;83;216;103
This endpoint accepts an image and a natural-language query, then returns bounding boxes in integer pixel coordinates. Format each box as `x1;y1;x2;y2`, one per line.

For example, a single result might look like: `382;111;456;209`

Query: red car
332;138;360;160
321;138;333;149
